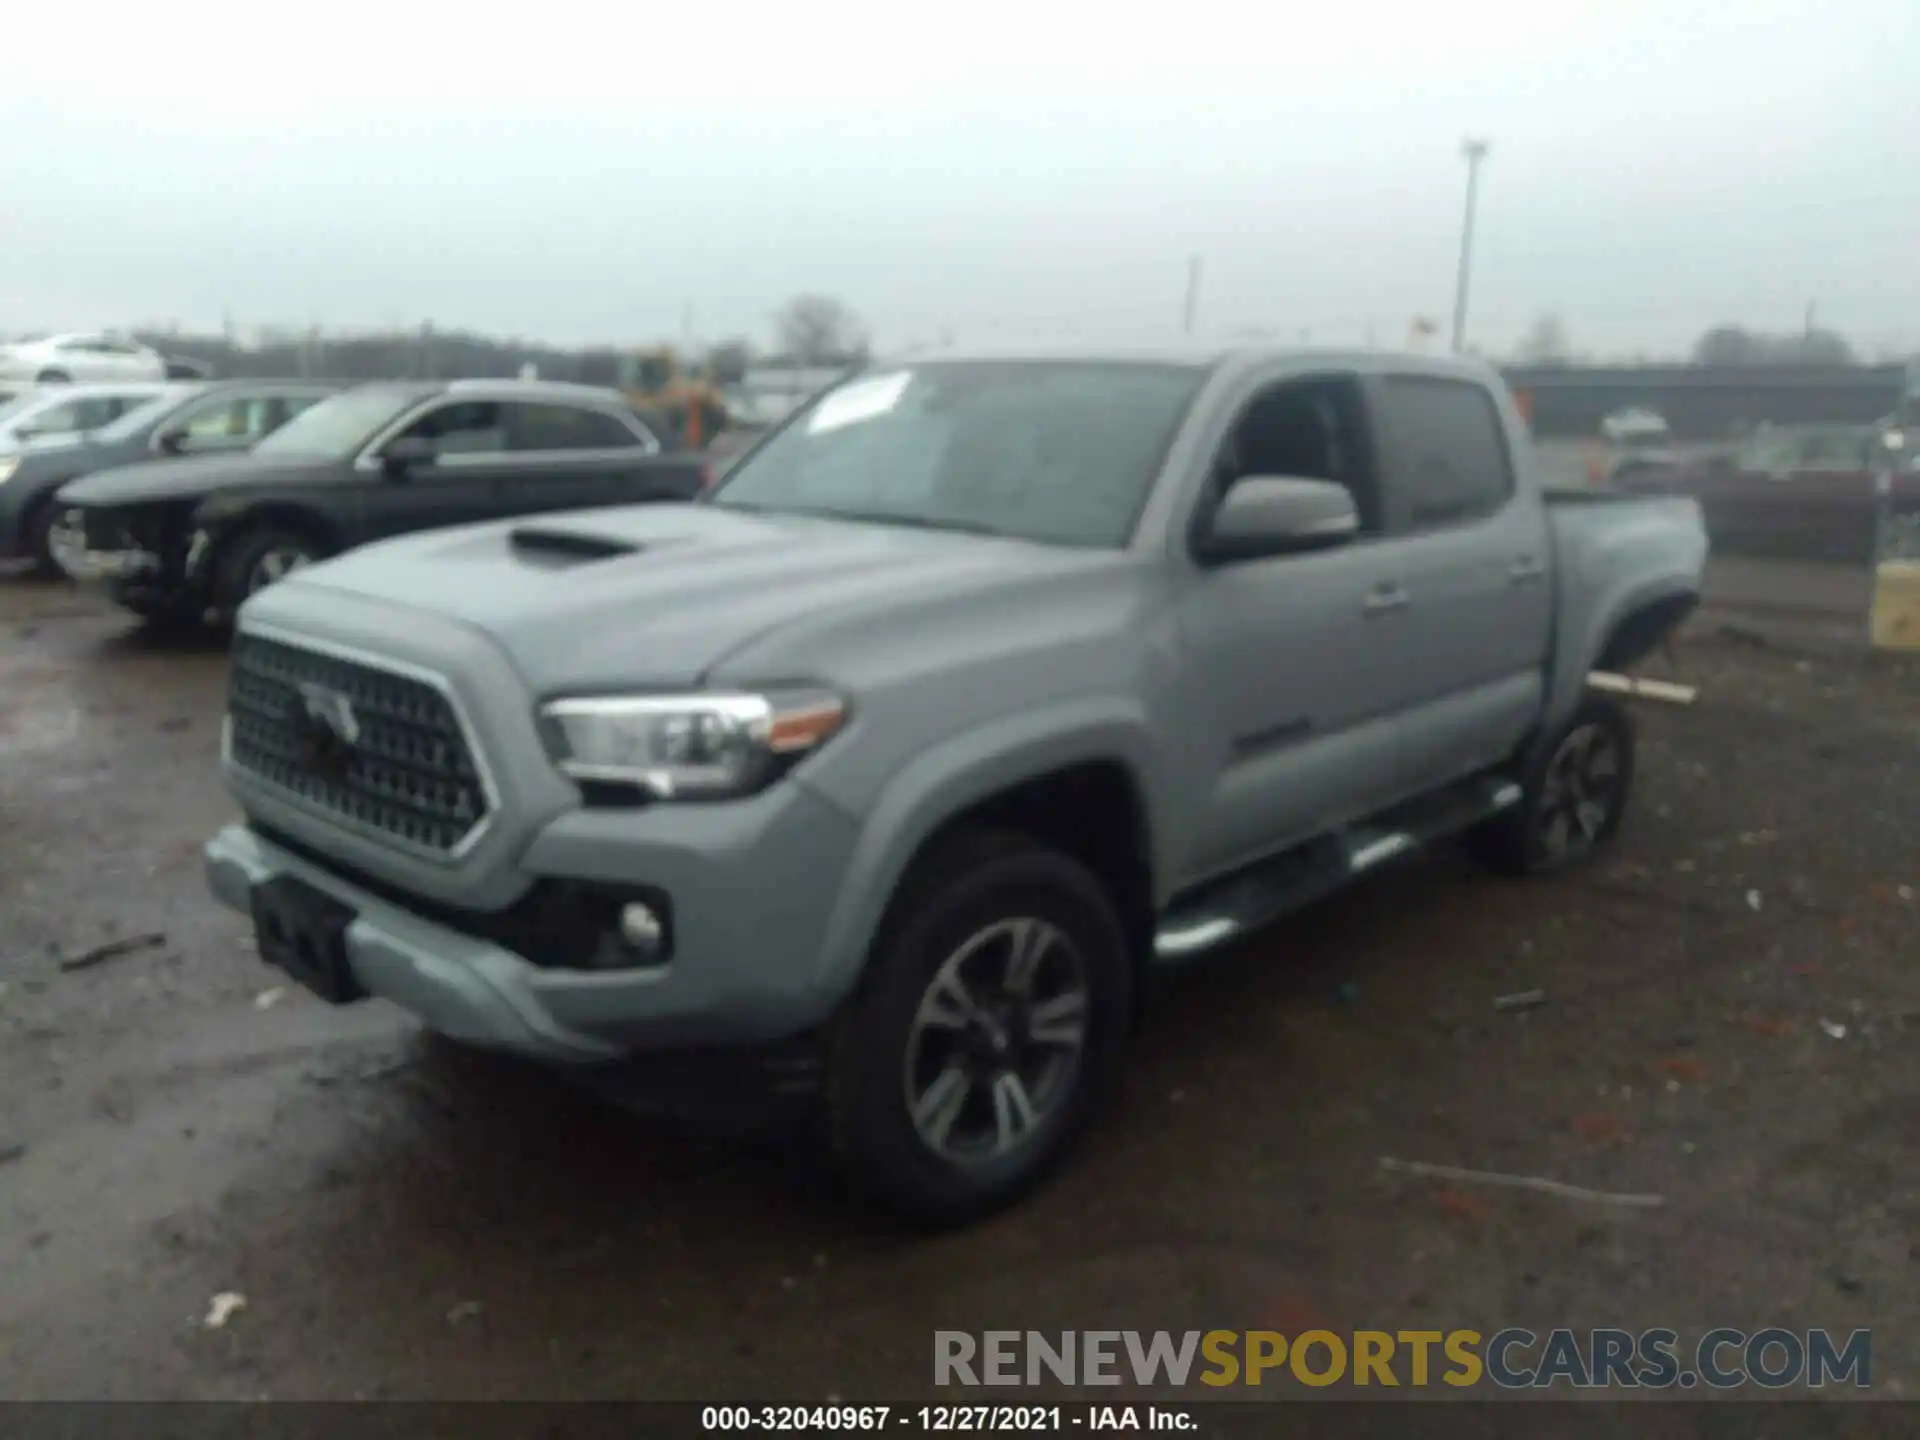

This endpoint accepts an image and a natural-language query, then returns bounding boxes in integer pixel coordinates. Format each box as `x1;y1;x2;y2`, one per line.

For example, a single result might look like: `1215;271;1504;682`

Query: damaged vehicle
52;379;709;627
0;380;334;576
202;349;1708;1223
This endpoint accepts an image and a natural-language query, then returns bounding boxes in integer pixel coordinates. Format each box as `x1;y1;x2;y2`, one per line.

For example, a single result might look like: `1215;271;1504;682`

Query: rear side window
504;402;643;453
1378;376;1513;530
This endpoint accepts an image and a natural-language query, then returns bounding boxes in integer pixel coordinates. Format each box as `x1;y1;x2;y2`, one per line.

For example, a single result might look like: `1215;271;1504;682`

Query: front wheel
214;527;324;611
34;368;70;384
1470;693;1636;875
825;832;1133;1225
21;498;64;579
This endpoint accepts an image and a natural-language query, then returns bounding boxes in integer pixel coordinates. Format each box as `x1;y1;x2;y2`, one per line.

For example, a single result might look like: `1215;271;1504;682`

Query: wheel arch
196;500;342;601
1544;579;1700;739
809;703;1163;1011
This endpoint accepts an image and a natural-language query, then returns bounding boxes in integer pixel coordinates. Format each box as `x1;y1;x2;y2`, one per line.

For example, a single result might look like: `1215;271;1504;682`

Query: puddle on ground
0;659;84;762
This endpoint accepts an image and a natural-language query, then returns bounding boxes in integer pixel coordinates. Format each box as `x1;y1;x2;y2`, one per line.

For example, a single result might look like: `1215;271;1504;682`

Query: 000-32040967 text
700;1406;1068;1432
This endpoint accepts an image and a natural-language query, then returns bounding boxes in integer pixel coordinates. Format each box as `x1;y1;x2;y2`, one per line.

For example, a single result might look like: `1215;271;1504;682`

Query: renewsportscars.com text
934;1328;1872;1391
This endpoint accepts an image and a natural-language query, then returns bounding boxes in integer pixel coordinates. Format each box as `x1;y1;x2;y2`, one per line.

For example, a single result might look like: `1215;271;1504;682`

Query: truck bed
1542;489;1709;719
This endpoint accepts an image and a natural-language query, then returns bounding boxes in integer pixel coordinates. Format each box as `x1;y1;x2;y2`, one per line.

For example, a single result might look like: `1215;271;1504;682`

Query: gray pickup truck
203;350;1707;1222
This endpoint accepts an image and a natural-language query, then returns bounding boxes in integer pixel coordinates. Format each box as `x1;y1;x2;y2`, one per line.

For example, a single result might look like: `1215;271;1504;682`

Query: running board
1152;774;1523;962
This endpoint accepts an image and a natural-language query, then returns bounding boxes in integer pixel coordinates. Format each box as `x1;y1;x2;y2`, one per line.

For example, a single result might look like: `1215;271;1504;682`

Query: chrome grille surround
225;629;498;860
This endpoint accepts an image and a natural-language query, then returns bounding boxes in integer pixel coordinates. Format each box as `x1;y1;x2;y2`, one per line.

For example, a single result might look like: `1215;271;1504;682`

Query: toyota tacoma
203;350;1707;1223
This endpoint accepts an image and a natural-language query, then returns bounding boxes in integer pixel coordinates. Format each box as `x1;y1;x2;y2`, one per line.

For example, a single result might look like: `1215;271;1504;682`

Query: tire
825;830;1133;1226
34;369;70;384
1470;693;1636;876
21;498;63;579
214;527;323;611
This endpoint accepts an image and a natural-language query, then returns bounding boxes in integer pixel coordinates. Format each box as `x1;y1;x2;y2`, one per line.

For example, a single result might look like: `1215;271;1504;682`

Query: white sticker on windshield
807;371;911;435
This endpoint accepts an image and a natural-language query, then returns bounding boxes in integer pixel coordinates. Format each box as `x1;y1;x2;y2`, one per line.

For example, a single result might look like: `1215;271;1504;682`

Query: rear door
493;400;656;517
1367;373;1553;794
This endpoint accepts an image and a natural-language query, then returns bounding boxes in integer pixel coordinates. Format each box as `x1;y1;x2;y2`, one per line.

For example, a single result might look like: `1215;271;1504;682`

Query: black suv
51;379;709;626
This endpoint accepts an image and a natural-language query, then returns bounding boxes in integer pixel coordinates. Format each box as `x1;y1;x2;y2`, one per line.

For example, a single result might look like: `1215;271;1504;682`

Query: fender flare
804;696;1163;1004
1543;577;1700;736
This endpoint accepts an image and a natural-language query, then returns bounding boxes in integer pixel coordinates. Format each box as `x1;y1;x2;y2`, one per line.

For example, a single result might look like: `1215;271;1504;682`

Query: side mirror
1196;475;1359;563
380;435;437;478
157;428;189;455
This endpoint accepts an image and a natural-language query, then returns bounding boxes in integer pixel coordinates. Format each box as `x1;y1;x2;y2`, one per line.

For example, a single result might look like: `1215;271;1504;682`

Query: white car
0;384;175;453
0;333;168;385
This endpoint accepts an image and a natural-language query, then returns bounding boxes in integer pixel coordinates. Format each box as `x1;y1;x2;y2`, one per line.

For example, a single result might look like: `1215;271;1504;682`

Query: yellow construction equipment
624;347;730;450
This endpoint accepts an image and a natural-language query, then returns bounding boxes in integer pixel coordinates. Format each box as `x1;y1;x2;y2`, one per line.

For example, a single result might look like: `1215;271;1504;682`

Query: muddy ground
1;575;1915;1404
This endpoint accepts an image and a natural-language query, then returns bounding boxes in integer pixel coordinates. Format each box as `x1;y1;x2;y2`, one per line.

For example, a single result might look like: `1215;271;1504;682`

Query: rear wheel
34;368;70;384
1470;693;1635;875
825;831;1133;1225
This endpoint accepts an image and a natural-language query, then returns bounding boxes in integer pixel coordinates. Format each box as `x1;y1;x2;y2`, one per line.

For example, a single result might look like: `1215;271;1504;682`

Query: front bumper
208;825;624;1063
48;510;159;582
206;773;861;1059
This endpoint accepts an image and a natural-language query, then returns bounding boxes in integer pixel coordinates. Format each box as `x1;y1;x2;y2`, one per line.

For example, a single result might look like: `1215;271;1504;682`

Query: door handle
1362;583;1410;616
1508;557;1547;585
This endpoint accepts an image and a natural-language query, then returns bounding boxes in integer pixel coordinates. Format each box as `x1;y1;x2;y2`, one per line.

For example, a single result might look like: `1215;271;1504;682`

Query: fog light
618;902;665;958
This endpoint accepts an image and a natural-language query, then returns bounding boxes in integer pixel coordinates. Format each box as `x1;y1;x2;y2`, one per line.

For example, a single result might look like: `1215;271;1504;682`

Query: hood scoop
507;525;641;566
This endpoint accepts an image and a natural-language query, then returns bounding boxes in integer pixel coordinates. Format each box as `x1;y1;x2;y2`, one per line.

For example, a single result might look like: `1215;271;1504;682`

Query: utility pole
1183;256;1202;336
1451;138;1490;354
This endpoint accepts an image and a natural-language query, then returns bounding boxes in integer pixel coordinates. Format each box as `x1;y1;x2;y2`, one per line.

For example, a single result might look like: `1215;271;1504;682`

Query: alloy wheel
1536;722;1623;861
902;917;1090;1163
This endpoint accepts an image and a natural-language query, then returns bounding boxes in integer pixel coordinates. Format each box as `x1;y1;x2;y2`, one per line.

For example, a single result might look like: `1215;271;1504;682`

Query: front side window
1210;375;1380;534
1377;376;1514;530
17;396;114;433
710;361;1205;548
398;401;506;455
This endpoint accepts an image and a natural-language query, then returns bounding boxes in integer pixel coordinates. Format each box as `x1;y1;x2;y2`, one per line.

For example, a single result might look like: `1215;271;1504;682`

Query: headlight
539;690;846;800
0;458;19;486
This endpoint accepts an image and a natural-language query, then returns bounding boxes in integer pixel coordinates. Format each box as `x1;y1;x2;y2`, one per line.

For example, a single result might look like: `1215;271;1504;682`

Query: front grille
228;635;491;856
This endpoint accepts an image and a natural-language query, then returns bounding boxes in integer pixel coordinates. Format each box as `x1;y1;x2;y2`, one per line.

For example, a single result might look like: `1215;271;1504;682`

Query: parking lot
1;571;1915;1402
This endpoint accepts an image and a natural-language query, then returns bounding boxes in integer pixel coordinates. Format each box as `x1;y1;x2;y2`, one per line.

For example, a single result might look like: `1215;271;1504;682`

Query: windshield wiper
708;498;1010;538
801;507;1007;538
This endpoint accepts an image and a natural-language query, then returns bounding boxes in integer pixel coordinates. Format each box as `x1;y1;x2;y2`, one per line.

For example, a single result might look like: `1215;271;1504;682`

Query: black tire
214;526;324;611
825;830;1133;1226
21;497;63;579
34;369;70;384
1470;693;1636;876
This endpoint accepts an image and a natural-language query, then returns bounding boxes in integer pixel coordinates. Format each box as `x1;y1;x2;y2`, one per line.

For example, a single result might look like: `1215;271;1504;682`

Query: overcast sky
2;0;1915;358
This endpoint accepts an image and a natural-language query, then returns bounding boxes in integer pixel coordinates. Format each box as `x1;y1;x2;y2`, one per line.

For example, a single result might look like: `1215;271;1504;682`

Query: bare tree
1515;313;1571;363
774;295;866;367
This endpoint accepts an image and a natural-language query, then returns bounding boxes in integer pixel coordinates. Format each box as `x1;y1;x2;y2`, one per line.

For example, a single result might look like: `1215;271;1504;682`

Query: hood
271;503;1105;692
57;453;333;507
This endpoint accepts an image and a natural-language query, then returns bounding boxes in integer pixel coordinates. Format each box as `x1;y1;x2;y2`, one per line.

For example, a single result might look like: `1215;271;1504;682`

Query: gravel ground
0;578;1915;1405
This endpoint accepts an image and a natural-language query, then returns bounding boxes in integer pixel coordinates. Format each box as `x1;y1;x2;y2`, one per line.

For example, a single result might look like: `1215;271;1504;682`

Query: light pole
1451;138;1490;354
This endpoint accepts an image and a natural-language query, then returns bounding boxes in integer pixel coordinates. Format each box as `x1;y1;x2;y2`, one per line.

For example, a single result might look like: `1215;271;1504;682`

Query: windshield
709;361;1205;547
90;387;197;443
252;387;423;459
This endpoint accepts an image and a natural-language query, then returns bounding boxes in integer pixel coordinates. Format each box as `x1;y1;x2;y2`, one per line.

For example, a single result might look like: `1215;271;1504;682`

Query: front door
1175;373;1407;884
356;400;512;543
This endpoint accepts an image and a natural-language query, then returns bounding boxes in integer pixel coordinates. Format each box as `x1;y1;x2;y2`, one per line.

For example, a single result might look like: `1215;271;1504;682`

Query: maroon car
1615;424;1920;561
